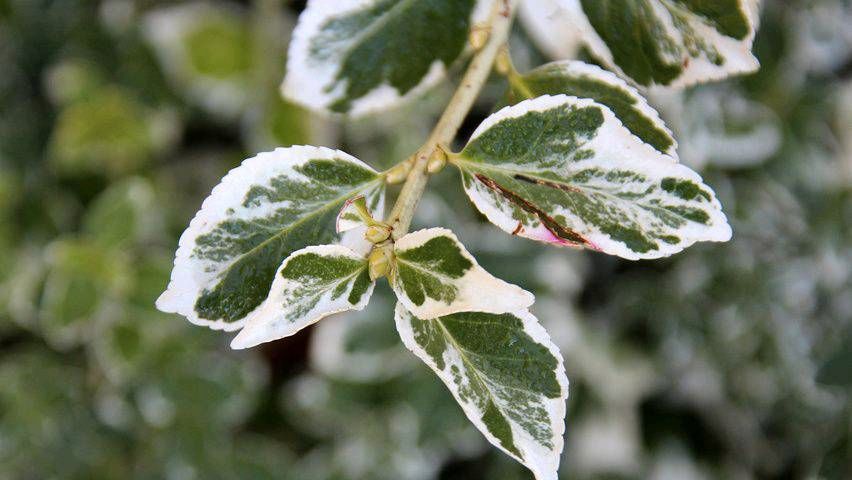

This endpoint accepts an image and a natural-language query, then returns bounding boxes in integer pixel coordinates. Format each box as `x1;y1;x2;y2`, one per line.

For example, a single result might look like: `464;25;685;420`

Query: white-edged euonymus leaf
391;228;533;319
453;95;732;260
395;304;568;480
283;0;491;116
556;0;760;88
507;61;677;158
231;245;375;349
157;146;385;331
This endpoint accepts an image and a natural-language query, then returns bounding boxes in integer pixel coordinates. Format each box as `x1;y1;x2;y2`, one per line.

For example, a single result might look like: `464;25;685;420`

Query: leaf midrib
455;159;702;224
434;317;551;450
396;256;464;284
434;319;527;429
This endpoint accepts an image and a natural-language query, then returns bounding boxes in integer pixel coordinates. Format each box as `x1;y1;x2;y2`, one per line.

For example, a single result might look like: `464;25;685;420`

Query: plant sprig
158;1;761;478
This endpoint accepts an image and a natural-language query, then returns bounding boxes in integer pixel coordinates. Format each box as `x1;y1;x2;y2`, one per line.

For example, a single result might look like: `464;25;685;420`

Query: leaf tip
154;288;179;315
519;288;536;310
229;332;253;350
713;217;734;243
230;324;264;350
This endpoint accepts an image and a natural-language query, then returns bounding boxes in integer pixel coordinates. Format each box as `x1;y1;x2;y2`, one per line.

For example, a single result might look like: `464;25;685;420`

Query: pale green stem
507;66;535;100
497;44;534;100
385;0;520;239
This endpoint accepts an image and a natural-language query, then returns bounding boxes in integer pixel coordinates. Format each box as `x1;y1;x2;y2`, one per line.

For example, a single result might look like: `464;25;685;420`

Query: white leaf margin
460;94;733;260
156;145;382;332
231;245;375;349
392;228;534;319
556;0;762;89
394;303;569;480
282;0;496;117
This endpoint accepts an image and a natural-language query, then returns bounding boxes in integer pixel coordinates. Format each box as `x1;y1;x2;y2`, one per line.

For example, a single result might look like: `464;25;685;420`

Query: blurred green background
0;1;850;479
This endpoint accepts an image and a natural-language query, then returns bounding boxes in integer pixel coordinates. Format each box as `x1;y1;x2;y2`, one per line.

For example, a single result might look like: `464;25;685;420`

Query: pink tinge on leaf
525;224;572;246
524;224;600;251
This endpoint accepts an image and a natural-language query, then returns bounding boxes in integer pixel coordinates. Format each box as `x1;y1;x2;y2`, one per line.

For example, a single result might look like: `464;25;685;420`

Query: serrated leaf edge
457;95;732;260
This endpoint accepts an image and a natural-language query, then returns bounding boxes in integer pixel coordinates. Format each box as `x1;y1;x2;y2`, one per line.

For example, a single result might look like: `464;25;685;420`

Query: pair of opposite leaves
285;0;761;116
157;81;733;342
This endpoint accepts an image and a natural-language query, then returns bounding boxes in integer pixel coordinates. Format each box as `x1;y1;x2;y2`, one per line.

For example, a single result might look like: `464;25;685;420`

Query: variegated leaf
157;146;385;331
391;228;534;319
283;0;493;116
231;245;375;349
395;304;568;480
454;95;732;260
507;61;677;158
556;0;761;88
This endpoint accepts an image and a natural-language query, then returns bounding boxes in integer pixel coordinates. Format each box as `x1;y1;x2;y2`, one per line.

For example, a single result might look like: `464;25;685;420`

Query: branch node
427;145;449;174
385;161;413;184
469;25;491;50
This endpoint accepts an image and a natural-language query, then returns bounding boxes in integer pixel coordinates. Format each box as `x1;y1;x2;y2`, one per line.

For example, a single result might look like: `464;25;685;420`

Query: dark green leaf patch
464;104;603;169
661;177;712;201
507;62;674;154
396;236;473;306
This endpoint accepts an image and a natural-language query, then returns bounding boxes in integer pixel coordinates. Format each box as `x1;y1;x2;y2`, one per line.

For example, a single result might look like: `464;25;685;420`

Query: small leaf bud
469;25;490;50
427;147;448;174
368;246;394;281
